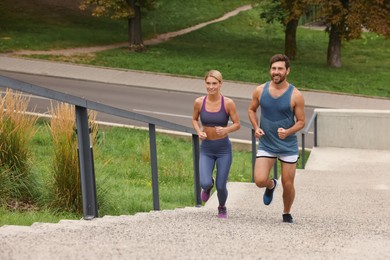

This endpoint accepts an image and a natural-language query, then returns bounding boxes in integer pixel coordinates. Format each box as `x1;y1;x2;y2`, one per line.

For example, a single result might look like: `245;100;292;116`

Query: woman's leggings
199;137;232;206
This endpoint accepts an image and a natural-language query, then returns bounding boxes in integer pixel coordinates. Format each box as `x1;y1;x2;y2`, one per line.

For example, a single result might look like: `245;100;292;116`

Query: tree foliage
80;0;155;19
258;0;389;67
318;0;390;67
80;0;156;51
258;0;312;60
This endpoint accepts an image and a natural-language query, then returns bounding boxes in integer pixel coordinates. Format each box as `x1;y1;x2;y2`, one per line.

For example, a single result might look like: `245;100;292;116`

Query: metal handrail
1;74;263;218
0;75;201;218
300;111;317;169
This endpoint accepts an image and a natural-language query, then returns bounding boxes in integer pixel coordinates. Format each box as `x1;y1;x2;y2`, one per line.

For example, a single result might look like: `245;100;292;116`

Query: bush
48;103;97;213
0;89;38;207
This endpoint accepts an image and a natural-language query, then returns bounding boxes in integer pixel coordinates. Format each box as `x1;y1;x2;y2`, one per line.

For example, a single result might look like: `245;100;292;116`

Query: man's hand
277;128;288;139
255;127;265;139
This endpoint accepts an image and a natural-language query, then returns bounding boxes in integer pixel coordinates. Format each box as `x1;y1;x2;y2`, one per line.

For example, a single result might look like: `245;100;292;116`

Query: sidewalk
1;56;390;110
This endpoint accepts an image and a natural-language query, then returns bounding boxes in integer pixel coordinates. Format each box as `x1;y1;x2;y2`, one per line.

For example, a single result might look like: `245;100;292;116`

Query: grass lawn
1;1;389;97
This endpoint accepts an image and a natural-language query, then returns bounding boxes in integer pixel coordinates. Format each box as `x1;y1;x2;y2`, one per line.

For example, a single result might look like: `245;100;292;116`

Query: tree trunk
327;24;342;67
285;18;298;60
127;0;145;52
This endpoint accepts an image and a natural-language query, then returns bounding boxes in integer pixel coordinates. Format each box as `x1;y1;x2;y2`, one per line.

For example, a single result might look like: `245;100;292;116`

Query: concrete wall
315;109;390;150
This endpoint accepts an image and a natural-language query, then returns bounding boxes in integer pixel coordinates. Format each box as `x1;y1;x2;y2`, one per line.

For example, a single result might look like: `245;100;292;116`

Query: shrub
48;103;97;213
0;89;38;207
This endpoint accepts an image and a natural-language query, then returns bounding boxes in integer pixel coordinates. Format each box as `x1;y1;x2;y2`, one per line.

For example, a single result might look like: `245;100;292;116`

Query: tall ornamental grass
0;89;38;208
48;102;97;213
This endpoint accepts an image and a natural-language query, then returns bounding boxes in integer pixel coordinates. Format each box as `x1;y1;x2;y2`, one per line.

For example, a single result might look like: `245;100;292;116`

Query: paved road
1;56;390;110
0;70;317;147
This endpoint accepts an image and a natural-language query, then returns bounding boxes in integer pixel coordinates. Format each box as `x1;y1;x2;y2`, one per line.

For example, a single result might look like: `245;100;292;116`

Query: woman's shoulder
195;96;206;103
194;96;206;109
222;96;237;109
222;95;233;103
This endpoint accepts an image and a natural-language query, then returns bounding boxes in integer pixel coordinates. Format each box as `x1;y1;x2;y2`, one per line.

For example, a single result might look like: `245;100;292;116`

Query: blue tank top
200;95;229;127
259;82;298;156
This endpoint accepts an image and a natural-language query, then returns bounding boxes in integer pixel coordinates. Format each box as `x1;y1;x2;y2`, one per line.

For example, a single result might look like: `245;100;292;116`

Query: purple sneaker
201;178;214;202
217;206;227;219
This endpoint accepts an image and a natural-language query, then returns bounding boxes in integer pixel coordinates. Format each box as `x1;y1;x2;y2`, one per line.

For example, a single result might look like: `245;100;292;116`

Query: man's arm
248;85;265;139
286;89;305;136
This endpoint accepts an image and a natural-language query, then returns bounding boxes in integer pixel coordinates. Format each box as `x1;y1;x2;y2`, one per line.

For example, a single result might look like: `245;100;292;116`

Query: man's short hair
269;54;290;70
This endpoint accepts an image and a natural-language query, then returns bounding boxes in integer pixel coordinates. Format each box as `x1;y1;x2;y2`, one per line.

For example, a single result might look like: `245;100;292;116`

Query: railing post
149;123;160;211
75;105;98;220
314;115;318;147
302;133;306;169
273;161;278;179
251;129;256;182
192;134;201;207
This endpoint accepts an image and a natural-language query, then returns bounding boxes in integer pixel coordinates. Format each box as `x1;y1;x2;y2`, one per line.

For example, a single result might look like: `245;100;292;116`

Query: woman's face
205;76;221;95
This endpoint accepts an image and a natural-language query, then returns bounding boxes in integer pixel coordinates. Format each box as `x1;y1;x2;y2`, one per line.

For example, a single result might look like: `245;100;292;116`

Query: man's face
270;61;290;84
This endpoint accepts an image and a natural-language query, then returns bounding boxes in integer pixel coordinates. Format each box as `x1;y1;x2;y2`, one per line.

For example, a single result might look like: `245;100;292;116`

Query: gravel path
1;148;390;259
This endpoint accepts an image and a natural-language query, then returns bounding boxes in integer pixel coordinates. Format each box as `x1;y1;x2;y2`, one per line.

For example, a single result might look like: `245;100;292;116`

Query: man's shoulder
256;82;268;91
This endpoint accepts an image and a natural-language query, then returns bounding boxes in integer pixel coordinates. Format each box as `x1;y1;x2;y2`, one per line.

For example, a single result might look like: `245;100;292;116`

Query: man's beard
271;74;286;84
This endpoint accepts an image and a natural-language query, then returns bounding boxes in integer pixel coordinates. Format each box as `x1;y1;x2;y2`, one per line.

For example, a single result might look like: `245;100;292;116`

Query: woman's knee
200;178;214;189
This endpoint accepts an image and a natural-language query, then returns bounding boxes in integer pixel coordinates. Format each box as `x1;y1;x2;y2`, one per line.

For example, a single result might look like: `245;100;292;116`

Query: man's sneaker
201;178;214;202
282;213;293;223
217;206;227;219
263;178;277;205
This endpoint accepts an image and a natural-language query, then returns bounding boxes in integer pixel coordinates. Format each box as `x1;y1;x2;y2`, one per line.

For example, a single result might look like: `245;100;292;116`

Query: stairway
1;148;390;259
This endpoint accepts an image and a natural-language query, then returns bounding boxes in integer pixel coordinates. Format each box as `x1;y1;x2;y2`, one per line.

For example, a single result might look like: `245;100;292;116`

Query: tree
258;0;389;67
80;0;156;52
318;0;390;67
258;0;311;60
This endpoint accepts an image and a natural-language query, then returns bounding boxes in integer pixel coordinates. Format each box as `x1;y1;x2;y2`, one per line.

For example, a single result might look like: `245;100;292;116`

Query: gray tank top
258;81;298;156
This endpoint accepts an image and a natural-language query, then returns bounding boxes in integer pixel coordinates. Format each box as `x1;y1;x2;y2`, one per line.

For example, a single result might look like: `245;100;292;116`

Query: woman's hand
215;126;227;136
198;131;208;140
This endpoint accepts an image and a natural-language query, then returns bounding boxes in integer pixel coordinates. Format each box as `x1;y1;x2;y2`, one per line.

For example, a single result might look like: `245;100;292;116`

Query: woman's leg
215;140;232;206
199;145;215;190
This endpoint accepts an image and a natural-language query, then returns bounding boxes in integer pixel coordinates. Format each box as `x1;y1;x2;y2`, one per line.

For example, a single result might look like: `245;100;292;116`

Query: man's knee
254;175;268;188
282;179;294;191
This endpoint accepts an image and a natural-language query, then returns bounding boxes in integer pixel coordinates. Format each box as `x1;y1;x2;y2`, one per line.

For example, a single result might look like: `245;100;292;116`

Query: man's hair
269;54;290;70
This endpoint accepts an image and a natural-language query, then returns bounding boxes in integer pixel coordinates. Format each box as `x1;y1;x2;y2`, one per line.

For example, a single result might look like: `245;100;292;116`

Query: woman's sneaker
217;206;227;219
263;178;277;205
201;178;214;202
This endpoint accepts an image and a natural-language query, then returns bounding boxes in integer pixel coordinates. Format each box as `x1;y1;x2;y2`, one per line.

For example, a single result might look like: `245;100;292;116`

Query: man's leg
254;157;276;189
280;162;297;214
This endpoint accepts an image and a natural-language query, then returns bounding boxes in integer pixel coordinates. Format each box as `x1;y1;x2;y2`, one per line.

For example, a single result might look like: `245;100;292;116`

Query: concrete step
2;147;390;259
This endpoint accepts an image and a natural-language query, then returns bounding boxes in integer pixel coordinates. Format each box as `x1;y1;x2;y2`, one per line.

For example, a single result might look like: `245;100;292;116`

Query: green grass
5;2;388;98
81;8;389;98
0;207;79;226
1;121;309;226
0;0;251;51
0;123;252;226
